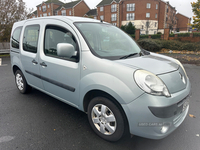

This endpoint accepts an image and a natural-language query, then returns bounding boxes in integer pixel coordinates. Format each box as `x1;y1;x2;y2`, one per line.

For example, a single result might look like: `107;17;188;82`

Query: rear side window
23;25;40;53
11;27;22;49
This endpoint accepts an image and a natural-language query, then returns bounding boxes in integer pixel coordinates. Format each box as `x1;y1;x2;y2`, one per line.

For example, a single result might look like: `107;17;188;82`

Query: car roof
15;16;102;26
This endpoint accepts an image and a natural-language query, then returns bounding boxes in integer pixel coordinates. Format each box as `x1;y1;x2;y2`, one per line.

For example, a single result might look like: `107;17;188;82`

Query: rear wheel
15;70;32;94
87;97;125;142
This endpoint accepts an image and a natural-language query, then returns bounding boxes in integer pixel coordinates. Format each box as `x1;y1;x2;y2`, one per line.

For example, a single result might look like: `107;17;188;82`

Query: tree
0;0;32;42
191;0;200;30
141;20;154;35
120;22;136;35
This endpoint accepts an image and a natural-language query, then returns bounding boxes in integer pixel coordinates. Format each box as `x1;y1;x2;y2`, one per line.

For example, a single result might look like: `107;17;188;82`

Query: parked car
10;16;191;142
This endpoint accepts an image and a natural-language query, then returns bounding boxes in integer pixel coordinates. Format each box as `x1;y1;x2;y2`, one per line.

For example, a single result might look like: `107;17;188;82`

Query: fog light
161;125;169;134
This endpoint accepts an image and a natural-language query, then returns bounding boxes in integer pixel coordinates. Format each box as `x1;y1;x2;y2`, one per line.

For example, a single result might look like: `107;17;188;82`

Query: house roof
55;0;81;11
36;0;64;7
96;0;121;7
85;9;97;16
176;13;190;19
32;10;37;15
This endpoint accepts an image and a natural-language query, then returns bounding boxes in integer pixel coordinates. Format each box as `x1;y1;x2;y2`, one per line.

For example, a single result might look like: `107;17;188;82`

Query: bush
137;39;162;52
137;39;200;52
130;34;135;39
193;32;200;37
157;32;162;34
151;34;161;39
177;33;190;37
140;35;149;39
169;34;175;37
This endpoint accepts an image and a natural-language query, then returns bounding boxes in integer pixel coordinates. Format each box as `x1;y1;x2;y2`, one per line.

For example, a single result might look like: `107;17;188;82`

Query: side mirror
57;43;77;58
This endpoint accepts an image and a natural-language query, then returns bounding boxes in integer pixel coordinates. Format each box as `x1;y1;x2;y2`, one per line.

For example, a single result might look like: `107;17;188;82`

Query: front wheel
87;97;126;142
15;70;32;94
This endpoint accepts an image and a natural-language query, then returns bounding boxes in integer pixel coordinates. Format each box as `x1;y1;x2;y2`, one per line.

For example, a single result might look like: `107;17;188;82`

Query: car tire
15;70;32;94
87;97;125;142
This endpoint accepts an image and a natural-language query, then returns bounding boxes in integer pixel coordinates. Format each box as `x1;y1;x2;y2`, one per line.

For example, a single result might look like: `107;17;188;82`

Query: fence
0;42;10;54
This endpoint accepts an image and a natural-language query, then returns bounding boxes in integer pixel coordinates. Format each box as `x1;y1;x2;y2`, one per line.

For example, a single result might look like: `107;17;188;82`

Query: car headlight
134;70;171;97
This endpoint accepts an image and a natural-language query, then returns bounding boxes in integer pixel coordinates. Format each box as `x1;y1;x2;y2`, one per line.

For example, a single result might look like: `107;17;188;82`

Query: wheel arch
83;89;130;133
13;65;21;75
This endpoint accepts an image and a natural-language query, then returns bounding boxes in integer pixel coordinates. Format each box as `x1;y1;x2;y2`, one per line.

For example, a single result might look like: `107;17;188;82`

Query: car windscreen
74;22;141;60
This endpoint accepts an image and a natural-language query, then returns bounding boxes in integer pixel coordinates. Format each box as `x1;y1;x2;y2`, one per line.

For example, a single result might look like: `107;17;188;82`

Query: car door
20;20;43;90
39;19;81;107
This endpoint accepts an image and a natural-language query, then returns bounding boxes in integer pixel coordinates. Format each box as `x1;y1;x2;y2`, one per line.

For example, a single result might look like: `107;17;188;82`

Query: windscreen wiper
120;53;139;59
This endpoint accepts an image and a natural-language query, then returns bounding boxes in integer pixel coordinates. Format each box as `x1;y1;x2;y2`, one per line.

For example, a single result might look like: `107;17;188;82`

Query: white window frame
48;12;51;16
111;4;117;12
39;7;41;11
43;13;47;17
126;13;135;21
127;3;135;11
69;10;71;15
147;3;151;9
146;13;150;18
155;13;157;18
155;22;157;27
100;7;104;12
61;10;66;16
42;5;46;12
40;14;42;17
100;15;104;20
156;4;158;9
113;23;117;26
48;4;50;8
111;14;117;21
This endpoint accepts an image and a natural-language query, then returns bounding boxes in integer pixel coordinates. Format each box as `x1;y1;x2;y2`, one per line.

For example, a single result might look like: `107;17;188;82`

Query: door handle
40;62;47;68
32;59;38;65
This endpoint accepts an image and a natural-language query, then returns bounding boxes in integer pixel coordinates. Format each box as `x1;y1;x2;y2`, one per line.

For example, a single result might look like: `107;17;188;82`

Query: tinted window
44;25;79;62
23;25;40;53
11;27;22;49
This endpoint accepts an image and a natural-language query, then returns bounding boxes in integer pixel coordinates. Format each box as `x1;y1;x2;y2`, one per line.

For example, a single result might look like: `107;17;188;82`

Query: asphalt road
0;57;200;150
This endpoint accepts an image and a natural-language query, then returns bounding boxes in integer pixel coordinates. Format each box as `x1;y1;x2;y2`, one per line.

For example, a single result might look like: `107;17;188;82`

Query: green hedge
140;35;149;39
130;34;135;39
169;34;175;37
177;33;190;37
193;32;200;37
151;34;161;39
137;39;200;52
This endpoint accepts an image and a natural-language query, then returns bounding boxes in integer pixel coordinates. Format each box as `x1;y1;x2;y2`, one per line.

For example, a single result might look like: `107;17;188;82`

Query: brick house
84;9;97;19
96;0;178;34
55;0;90;17
36;0;64;17
176;13;191;32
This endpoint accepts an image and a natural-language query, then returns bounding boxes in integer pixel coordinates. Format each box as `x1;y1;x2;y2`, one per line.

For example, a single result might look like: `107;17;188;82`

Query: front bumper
122;77;191;139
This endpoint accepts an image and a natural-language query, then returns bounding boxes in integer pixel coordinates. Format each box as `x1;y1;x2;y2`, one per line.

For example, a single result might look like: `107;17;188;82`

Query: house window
154;31;157;34
100;15;104;20
39;7;41;11
147;3;151;9
146;13;150;18
155;22;157;27
40;14;42;17
127;3;135;11
62;10;66;16
113;23;117;26
42;5;46;12
155;13;157;18
55;12;58;15
111;14;117;21
111;4;117;12
69;10;71;15
94;17;97;19
48;12;51;16
48;4;50;8
100;7;104;11
43;13;47;17
156;4;158;9
126;13;135;21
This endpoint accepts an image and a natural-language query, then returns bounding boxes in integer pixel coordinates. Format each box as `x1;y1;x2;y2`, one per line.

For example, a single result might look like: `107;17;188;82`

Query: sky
23;0;194;21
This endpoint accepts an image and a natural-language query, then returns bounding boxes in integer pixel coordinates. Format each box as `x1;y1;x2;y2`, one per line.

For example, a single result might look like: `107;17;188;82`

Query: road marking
0;136;15;143
0;58;8;66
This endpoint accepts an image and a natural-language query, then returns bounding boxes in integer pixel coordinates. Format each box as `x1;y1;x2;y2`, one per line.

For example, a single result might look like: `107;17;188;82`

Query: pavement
0;56;200;150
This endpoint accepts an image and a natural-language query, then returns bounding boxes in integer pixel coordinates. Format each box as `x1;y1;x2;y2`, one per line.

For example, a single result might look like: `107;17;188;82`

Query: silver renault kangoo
10;16;191;141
